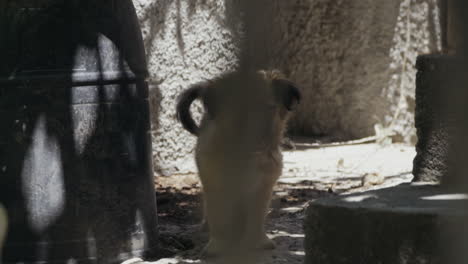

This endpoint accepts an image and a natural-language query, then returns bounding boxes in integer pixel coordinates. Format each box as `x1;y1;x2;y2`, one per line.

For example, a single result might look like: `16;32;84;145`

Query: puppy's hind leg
201;190;239;258
242;181;276;250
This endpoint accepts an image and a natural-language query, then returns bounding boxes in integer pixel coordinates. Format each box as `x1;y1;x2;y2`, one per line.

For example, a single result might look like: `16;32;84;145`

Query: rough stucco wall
273;0;441;142
383;0;442;143
133;0;241;175
132;0;441;175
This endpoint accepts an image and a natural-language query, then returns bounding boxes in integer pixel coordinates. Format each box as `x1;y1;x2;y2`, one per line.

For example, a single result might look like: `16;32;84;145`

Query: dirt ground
146;143;415;264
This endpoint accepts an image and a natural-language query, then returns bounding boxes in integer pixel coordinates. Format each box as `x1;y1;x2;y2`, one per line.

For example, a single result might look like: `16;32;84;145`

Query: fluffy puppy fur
176;70;301;257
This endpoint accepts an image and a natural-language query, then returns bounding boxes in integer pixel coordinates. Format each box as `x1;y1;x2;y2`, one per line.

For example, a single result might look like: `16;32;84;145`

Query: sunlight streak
421;194;468;201
21;114;65;233
343;194;378;203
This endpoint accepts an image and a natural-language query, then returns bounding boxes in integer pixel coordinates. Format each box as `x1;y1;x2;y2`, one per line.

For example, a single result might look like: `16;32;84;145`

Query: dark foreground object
412;55;460;183
0;1;158;263
304;183;468;264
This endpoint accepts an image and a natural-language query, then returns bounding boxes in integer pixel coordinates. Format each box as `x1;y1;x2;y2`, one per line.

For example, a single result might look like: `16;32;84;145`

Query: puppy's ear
273;79;302;111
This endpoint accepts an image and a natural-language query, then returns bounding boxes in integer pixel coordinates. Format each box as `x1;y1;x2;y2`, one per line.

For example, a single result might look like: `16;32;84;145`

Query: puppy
176;70;301;257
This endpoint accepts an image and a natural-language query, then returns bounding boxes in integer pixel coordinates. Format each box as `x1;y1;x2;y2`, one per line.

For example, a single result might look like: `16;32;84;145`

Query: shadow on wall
137;0;214;65
0;1;158;263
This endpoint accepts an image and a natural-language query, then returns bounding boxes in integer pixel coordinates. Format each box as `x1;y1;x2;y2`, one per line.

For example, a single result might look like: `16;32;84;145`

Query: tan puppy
176;70;301;257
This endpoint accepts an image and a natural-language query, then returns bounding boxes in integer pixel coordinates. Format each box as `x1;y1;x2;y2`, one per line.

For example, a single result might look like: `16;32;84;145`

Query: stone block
304;183;468;264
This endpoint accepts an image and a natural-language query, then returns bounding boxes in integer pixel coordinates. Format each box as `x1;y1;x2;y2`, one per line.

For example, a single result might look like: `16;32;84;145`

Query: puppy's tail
176;83;206;136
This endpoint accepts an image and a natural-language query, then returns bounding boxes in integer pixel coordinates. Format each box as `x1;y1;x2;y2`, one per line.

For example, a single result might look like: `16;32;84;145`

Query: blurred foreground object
439;1;468;263
0;204;7;259
0;1;158;263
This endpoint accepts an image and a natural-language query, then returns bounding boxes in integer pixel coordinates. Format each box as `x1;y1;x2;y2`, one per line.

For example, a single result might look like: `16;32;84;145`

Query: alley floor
145;143;415;264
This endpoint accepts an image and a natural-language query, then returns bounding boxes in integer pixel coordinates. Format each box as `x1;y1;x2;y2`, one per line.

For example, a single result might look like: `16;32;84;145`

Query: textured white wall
133;0;441;175
273;0;441;143
134;0;241;175
383;0;442;143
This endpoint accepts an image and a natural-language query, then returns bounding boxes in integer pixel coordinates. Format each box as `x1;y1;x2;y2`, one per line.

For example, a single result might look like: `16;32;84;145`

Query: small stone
361;172;385;186
337;158;344;169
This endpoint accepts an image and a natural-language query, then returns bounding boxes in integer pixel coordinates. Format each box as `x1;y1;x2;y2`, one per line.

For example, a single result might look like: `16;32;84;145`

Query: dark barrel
412;54;468;186
412;55;454;183
0;1;158;263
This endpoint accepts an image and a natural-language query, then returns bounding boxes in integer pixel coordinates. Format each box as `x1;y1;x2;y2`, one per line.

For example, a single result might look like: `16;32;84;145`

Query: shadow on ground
153;177;334;263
